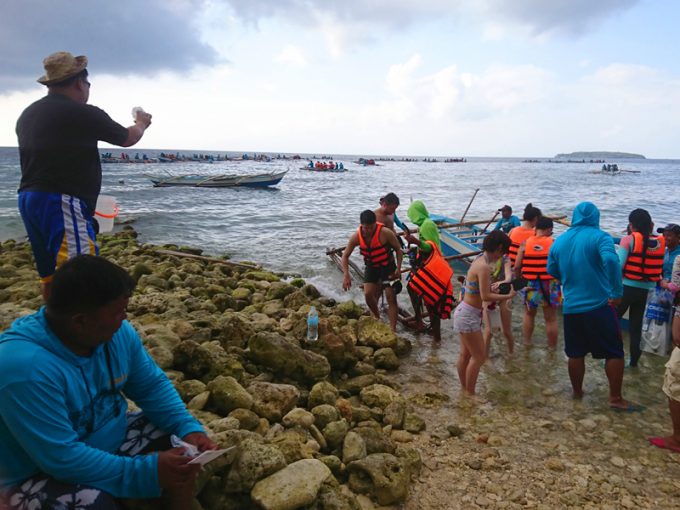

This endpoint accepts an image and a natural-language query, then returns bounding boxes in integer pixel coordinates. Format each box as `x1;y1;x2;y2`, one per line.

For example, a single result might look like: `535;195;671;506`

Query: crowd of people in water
341;195;680;453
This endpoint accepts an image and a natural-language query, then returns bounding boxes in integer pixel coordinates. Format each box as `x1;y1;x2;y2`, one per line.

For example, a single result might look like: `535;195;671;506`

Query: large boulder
251;459;332;510
248;332;330;383
360;384;402;409
356;317;397;349
347;453;409;505
172;340;244;383
224;438;287;492
247;381;300;422
206;376;254;415
308;381;339;408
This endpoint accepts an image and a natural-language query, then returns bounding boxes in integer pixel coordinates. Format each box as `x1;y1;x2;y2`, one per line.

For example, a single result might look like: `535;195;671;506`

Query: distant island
555;151;645;159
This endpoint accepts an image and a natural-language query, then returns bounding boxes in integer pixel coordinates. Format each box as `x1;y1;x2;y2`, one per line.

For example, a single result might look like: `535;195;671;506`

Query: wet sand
392;311;680;509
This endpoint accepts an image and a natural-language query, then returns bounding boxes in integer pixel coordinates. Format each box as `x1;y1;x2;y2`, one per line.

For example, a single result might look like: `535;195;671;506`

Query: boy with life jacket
341;210;403;331
514;217;562;348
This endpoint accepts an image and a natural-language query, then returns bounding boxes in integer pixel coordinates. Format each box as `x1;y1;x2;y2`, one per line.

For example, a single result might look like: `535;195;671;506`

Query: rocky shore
2;228;680;509
0;228;422;510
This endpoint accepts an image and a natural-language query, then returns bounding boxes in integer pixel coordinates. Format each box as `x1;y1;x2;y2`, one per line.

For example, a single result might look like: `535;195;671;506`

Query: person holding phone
454;231;516;396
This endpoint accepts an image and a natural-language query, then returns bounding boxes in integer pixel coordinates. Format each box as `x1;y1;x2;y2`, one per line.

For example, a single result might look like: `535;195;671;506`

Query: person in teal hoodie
0;256;216;509
547;202;637;411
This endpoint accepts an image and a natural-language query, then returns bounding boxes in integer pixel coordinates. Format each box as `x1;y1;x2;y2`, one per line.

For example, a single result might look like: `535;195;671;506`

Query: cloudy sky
1;0;678;157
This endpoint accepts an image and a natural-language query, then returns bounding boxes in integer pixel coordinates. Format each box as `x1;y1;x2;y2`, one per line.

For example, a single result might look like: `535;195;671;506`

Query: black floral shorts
1;412;170;510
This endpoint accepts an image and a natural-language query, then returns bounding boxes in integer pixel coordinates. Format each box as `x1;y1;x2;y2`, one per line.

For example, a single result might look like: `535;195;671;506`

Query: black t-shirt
16;93;129;212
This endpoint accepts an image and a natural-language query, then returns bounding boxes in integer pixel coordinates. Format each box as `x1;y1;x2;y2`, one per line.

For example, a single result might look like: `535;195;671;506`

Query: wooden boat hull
429;214;483;261
150;170;288;188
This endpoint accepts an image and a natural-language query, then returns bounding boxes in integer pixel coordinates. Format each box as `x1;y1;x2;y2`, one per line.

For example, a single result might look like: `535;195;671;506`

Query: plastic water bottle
131;106;145;120
307;306;319;342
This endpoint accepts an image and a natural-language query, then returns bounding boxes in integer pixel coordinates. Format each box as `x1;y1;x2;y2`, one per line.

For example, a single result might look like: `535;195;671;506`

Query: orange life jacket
521;235;554;280
509;226;535;266
407;241;455;319
622;231;665;281
358;223;391;267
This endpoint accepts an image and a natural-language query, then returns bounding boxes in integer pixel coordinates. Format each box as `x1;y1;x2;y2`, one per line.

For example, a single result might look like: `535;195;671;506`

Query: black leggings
616;285;650;366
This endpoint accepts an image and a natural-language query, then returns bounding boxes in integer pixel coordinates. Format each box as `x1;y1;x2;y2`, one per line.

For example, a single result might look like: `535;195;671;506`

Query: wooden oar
399;250;481;273
459;188;480;224
479;210;500;234
327;217;495;254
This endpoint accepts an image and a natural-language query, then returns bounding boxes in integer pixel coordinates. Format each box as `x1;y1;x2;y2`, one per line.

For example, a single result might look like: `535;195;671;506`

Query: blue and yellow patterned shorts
523;279;562;309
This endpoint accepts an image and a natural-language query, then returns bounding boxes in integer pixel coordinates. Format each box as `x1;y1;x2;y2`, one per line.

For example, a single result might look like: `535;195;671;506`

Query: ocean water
1;147;678;300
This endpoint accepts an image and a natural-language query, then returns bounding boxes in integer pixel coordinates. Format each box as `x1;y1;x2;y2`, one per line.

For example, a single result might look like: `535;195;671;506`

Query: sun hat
656;223;680;234
37;51;88;85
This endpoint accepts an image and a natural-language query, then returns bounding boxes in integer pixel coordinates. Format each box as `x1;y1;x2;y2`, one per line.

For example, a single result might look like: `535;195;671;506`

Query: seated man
0;255;216;510
342;210;403;331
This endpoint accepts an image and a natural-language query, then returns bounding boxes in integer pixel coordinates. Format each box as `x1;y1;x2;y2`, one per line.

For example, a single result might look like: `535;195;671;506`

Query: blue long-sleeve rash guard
0;308;205;498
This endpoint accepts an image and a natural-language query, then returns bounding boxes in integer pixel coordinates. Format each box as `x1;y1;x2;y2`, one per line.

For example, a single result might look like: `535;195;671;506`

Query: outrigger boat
149;170;288;188
299;166;348;173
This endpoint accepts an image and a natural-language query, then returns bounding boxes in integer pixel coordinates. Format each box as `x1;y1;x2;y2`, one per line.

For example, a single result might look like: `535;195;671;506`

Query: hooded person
405;200;441;251
403;201;451;341
547;202;638;411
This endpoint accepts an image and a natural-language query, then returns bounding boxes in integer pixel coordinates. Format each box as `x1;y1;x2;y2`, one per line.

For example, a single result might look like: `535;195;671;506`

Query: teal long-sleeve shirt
0;308;205;498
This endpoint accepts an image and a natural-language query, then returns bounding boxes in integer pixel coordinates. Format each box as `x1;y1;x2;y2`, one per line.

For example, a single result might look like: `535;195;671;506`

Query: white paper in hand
187;447;235;466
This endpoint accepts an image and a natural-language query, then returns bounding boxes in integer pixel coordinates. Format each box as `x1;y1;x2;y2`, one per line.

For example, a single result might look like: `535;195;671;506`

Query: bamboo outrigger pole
459;188;480;224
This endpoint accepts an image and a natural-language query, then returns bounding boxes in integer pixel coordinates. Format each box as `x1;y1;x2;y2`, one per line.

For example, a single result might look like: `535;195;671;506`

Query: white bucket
95;195;119;233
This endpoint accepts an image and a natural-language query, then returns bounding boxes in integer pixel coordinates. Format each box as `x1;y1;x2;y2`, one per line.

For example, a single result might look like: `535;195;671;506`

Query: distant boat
149;170;288;188
354;158;378;166
299;166;348;173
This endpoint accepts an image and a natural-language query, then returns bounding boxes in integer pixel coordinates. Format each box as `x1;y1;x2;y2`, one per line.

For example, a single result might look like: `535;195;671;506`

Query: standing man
374;192;410;236
547;202;637;410
16;51;153;299
659;224;680;283
342;210;403;331
494;205;521;234
0;256;216;509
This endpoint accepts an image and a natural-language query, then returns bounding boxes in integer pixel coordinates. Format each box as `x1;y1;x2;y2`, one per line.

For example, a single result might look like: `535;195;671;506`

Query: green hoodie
407;201;441;252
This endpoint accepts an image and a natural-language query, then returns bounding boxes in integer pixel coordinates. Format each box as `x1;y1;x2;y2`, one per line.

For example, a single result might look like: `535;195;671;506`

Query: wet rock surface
0;231;419;509
3;230;680;509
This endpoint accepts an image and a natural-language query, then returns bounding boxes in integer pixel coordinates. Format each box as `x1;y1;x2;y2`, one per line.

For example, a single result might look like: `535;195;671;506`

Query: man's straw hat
37;51;88;85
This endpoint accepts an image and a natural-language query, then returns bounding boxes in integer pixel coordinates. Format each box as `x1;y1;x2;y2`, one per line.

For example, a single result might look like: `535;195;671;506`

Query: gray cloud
1;0;220;93
222;0;639;35
486;0;640;36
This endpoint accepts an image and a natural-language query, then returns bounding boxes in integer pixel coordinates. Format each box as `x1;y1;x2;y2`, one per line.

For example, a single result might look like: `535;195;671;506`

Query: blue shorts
18;191;98;282
563;304;624;359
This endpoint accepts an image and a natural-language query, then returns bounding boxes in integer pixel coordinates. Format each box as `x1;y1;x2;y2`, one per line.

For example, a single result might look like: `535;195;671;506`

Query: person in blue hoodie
0;255;217;509
547;202;637;411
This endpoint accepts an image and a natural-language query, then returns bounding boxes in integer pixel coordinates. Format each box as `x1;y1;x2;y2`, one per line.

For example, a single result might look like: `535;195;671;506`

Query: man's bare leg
660;398;680;448
364;283;381;319
430;313;441;343
523;306;537;346
384;285;398;332
543;306;558;348
567;357;585;398
41;280;52;301
500;300;515;354
605;357;629;407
